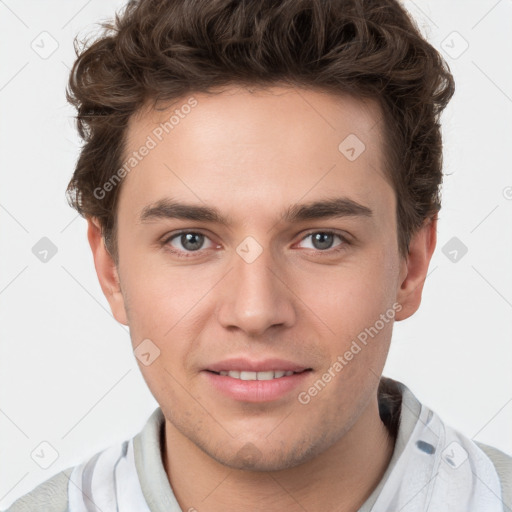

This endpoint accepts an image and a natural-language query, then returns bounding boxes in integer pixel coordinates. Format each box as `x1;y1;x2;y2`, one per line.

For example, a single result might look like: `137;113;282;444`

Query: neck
163;395;395;512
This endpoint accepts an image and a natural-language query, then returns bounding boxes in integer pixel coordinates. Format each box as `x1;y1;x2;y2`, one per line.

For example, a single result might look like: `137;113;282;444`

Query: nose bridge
216;236;295;336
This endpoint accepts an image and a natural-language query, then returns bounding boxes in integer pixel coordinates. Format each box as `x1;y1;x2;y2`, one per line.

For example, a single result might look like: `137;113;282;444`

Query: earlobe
394;215;438;322
87;218;128;325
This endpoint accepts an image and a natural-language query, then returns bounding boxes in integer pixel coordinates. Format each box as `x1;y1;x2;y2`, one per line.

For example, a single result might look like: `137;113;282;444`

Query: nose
216;243;296;337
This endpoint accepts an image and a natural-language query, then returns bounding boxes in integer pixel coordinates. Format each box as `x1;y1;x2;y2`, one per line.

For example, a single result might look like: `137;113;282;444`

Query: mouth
205;369;312;381
202;361;313;402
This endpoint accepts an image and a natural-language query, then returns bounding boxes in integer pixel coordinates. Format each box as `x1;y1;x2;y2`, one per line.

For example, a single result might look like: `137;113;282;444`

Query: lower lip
203;370;312;402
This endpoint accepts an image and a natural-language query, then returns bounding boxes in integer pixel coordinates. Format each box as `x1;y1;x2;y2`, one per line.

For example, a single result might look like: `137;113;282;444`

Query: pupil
182;233;203;251
313;233;333;250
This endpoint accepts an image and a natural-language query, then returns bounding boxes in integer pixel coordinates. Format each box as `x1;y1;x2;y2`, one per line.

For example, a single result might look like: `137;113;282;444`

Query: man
5;0;511;510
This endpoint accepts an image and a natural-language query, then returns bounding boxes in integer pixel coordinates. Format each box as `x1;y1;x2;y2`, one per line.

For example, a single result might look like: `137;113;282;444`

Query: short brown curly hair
66;0;455;261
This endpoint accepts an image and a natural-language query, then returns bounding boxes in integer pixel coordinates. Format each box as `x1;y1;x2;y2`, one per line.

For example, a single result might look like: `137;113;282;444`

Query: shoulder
386;378;512;509
475;441;512;511
3;409;164;512
2;467;73;512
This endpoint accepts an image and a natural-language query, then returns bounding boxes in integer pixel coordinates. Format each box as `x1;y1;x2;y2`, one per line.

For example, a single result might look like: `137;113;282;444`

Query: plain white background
0;0;511;507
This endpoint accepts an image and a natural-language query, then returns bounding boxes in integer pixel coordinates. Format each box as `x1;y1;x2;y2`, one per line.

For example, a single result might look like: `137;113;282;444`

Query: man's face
105;86;410;470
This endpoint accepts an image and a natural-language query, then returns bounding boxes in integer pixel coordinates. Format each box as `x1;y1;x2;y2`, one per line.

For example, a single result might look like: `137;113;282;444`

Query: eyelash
161;230;350;259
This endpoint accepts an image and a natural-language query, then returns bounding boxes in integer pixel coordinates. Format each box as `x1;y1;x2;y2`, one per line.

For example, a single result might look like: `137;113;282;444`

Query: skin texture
88;85;437;511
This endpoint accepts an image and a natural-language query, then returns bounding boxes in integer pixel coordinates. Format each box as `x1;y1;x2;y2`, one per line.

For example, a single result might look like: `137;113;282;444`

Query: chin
207;438;322;472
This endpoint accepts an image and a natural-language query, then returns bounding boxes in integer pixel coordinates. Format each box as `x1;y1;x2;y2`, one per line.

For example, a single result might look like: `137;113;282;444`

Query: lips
203;358;313;402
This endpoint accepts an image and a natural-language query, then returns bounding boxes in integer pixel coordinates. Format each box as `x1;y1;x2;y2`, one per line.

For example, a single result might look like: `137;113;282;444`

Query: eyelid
162;228;213;242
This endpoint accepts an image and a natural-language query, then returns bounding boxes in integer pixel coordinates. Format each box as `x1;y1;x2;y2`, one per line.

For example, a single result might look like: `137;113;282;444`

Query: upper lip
206;358;311;373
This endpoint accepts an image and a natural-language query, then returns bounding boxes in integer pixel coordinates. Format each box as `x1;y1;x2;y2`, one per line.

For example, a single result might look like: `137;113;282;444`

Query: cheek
291;248;399;388
119;259;216;384
299;251;398;332
121;256;214;332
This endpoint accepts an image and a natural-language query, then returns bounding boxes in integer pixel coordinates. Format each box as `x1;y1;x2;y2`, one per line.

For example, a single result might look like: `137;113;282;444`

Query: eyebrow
139;196;373;226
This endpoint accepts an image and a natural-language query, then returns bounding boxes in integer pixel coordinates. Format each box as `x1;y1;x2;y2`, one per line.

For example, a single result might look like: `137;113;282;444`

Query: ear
395;215;437;321
87;217;128;325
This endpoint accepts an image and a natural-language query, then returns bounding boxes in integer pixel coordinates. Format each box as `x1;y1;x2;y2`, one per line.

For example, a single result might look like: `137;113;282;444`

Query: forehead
118;85;394;227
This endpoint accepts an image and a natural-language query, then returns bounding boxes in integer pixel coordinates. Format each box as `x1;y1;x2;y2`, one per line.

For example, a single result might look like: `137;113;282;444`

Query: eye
164;231;216;256
296;231;348;252
162;230;349;258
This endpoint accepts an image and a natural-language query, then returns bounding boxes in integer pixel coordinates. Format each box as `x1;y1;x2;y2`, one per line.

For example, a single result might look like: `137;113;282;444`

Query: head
67;0;454;471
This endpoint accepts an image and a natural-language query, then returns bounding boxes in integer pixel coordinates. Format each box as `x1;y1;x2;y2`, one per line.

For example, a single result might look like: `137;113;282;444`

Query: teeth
217;370;298;380
256;371;274;381
240;371;257;380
